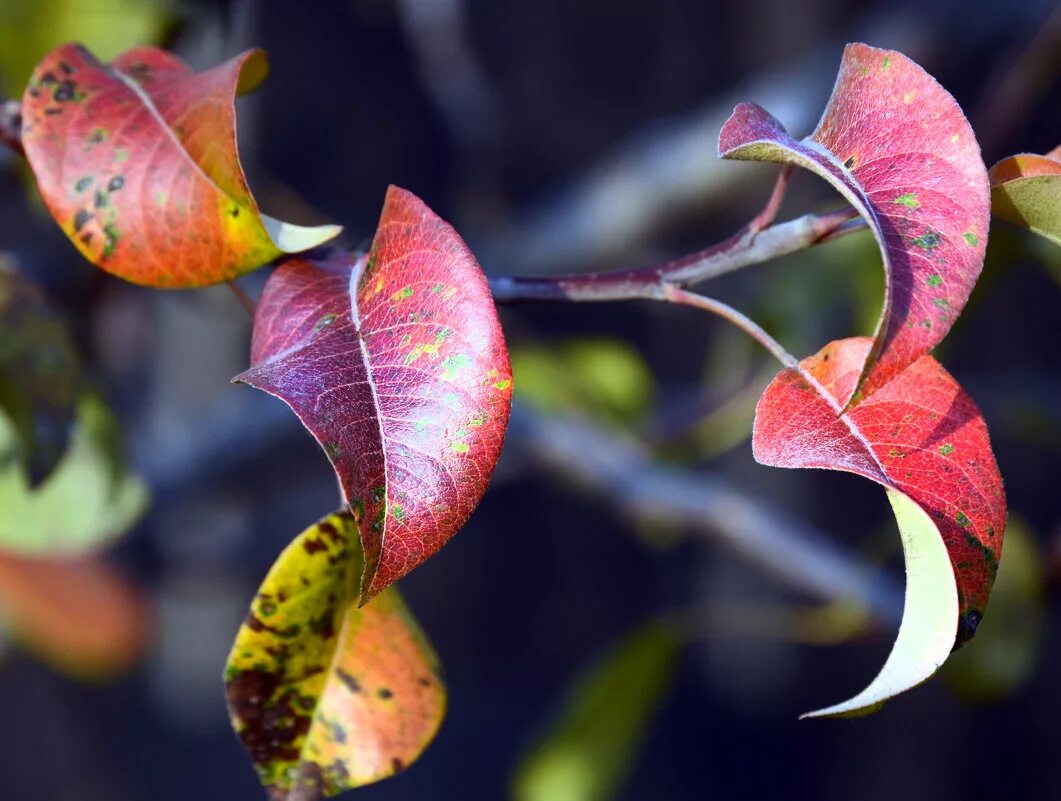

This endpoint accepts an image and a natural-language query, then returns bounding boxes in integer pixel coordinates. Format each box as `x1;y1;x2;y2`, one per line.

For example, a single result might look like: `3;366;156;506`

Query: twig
226;281;257;318
662;286;798;369
488;206;863;303
509;405;902;624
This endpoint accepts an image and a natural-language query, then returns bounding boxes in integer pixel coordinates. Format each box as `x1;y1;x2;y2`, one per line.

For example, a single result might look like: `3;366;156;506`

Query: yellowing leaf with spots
225;511;445;799
20;43;340;288
237;186;512;601
719;43;990;404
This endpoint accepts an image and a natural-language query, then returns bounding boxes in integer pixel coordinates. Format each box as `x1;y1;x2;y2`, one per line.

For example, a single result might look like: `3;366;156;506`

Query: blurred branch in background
470;11;932;275
508;405;903;625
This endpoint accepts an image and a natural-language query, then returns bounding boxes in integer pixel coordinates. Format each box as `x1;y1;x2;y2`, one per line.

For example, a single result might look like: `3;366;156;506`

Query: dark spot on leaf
418;677;432;687
53;81;77;102
911;230;942;250
226;667;312;766
391;757;405;773
40;72;57;85
336;669;361;693
74;176;92;192
108;175;124;192
843;156;856;169
377;687;393;700
94;189;108;209
314;313;338;332
303;536;327;554
44;108;63;116
79;232;93;246
59;62;73;75
318;520;344;544
955;609;983;647
89;128;106;143
73;209;91;232
230;206;240;219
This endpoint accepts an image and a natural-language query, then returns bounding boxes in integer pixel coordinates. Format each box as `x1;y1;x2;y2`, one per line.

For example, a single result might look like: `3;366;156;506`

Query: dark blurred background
0;0;1058;799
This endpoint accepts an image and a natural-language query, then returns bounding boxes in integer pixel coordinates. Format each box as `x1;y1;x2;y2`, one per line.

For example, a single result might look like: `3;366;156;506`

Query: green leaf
0;394;148;555
513;624;680;801
989;151;1061;246
0;0;170;95
0;261;83;484
511;338;654;424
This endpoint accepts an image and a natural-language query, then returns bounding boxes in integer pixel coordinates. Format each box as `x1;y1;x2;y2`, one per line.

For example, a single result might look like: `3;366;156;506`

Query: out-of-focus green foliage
511;337;654;425
0;395;148;555
0;261;83;483
0;0;171;95
943;519;1046;702
513;624;680;801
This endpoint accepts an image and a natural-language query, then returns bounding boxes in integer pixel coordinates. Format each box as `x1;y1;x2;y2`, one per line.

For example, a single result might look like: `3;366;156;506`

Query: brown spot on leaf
303;537;327;554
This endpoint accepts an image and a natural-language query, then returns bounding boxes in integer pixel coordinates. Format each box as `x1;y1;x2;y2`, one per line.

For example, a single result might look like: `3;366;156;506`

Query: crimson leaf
754;337;1005;715
719;43;990;403
237;186;512;601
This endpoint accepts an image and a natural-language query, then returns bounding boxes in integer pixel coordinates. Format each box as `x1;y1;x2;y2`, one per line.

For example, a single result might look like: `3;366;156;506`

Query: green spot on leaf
962;231;979;246
450;441;469;454
911;230;942;250
956;511;971;528
926;274;943;287
938;443;954;456
893;193;919;208
441;353;471;380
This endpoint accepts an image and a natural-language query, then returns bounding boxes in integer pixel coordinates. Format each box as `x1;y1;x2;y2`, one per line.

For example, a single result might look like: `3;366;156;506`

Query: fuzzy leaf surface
720;43;989;402
237;186;512;600
20;43;340;287
753;337;1005;715
225;511;445;799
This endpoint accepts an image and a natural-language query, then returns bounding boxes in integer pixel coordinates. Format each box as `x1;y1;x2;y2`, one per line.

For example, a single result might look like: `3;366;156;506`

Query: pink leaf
754;337;1005;714
720;43;989;403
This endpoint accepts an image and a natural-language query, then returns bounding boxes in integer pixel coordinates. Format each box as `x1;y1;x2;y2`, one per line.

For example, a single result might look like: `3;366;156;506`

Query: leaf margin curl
20;42;341;288
719;42;990;405
236;185;513;603
752;336;1006;717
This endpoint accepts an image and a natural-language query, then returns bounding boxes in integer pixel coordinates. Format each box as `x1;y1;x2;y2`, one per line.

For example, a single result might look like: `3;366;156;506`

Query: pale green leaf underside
261;215;343;254
0;397;148;555
991;176;1061;246
802;489;958;718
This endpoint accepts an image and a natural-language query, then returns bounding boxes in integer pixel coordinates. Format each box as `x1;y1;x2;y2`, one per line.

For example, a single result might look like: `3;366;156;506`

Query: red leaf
754;337;1005;713
20;44;339;288
237;187;512;601
719;43;989;403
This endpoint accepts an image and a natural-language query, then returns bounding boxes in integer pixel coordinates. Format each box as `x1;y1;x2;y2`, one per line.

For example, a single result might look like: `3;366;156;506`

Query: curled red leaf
720;43;990;403
237;186;512;600
21;43;339;288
